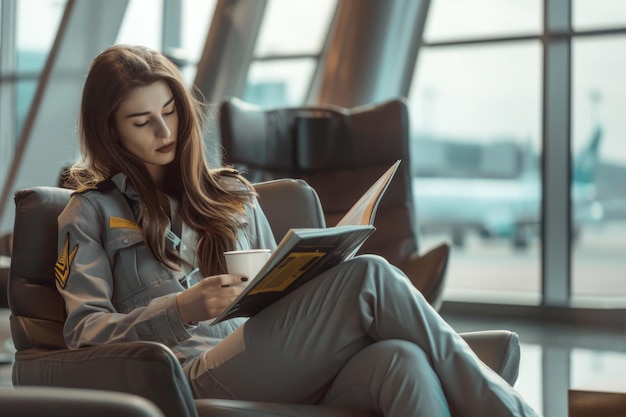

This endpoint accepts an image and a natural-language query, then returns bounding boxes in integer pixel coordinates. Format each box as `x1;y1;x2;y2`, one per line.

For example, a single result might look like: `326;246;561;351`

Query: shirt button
122;238;129;244
181;244;187;251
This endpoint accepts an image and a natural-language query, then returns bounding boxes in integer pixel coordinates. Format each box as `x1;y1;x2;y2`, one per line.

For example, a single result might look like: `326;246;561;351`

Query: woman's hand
175;274;248;324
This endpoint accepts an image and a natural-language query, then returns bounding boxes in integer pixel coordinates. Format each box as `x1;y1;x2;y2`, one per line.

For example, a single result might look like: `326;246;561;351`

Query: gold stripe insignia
109;216;140;231
55;233;78;289
74;185;97;194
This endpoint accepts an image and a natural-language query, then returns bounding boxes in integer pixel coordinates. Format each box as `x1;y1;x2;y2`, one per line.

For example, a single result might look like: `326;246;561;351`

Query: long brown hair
72;44;255;275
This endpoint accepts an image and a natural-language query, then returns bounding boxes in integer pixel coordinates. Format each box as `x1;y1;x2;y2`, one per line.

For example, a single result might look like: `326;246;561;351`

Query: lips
156;142;175;153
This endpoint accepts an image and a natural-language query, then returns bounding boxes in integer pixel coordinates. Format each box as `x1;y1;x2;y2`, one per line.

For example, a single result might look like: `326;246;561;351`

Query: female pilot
56;44;541;417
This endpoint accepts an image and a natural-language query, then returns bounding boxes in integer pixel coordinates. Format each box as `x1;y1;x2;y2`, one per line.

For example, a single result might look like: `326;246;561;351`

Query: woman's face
114;80;179;185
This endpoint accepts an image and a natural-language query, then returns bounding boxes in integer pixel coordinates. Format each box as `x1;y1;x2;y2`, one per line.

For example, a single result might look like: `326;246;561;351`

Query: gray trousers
184;255;541;417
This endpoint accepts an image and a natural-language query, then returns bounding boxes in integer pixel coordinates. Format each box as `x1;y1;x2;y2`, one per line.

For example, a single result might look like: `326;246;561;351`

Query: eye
133;120;149;127
163;107;176;117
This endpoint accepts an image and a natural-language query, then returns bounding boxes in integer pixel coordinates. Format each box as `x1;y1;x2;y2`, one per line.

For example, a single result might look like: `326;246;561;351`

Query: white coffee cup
224;249;272;285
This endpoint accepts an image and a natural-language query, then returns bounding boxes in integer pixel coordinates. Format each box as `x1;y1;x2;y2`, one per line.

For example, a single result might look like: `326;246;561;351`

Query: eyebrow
124;96;175;119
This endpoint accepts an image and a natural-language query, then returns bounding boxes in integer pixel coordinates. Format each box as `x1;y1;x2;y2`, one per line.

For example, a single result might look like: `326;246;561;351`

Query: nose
154;117;171;138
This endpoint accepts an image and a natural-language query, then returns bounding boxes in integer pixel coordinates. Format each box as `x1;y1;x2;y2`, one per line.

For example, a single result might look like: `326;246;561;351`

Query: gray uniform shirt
55;172;277;364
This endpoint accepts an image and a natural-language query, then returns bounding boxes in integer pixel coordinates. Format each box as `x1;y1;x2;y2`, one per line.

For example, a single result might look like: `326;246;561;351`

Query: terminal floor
444;310;626;417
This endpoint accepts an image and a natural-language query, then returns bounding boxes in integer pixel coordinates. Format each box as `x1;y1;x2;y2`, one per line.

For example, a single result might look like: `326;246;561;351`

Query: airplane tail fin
572;125;602;184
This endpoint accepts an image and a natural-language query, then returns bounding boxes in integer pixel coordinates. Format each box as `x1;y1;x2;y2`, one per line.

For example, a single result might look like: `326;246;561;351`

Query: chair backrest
8;179;325;353
254;178;325;241
9;187;72;352
0;232;12;257
219;97;419;266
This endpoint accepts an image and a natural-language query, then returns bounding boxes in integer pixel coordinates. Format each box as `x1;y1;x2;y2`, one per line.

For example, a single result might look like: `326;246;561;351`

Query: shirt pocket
109;227;144;253
108;227;157;300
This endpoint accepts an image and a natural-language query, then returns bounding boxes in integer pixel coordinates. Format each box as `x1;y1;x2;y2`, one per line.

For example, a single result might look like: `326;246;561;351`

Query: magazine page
211;160;401;325
336;160;401;226
212;225;375;324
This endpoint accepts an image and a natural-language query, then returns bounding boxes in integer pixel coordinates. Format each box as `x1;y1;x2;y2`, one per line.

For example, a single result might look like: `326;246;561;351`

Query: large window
571;36;626;306
424;0;542;41
15;0;66;134
573;0;626;30
409;1;543;305
0;0;66;189
116;0;163;49
410;0;626;307
116;0;217;85
242;0;337;107
179;0;217;83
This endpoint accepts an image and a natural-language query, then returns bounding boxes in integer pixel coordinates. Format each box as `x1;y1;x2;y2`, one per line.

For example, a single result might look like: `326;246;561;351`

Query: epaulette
72;179;115;195
219;167;240;177
217;168;247;192
73;185;97;194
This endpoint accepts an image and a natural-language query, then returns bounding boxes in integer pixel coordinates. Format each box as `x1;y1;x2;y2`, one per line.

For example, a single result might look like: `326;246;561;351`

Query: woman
56;44;541;417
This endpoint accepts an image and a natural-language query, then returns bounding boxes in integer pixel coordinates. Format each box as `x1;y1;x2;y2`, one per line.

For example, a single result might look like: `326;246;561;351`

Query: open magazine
211;160;401;324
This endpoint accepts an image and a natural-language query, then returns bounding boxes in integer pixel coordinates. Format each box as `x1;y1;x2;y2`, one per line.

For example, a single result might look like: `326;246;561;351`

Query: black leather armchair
9;179;520;417
219;97;451;311
1;386;165;417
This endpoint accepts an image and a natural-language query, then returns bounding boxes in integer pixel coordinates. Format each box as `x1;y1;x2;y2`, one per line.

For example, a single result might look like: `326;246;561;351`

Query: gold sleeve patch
109;216;140;231
55;233;78;289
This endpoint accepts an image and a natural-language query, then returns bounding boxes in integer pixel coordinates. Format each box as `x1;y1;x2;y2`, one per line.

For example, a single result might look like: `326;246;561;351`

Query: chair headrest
219;97;409;171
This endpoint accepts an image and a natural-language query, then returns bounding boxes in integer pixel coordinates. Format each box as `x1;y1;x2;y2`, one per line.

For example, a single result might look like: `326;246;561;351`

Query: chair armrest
401;241;450;311
13;341;198;417
459;330;520;386
195;399;377;417
0;386;165;417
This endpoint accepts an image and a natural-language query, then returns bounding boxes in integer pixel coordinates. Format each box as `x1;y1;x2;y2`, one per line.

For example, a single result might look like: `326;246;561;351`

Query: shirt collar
110;172;140;202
